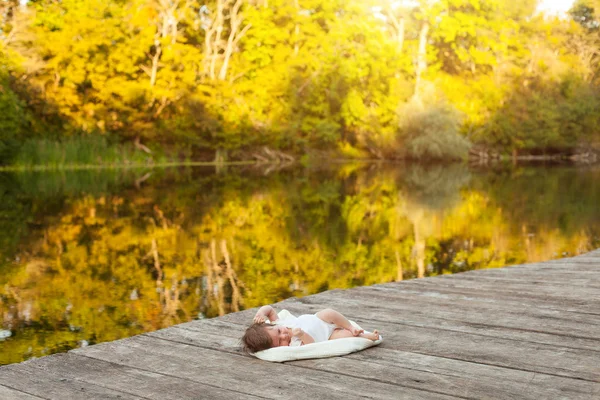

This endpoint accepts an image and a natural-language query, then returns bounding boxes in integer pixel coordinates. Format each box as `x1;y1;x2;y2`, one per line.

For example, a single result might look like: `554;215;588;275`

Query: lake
1;163;598;365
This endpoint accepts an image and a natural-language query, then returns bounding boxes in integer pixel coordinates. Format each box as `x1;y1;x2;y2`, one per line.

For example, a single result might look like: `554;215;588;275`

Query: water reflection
0;164;598;364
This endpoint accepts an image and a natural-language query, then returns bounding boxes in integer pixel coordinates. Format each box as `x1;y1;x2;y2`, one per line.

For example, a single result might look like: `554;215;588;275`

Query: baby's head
241;323;291;353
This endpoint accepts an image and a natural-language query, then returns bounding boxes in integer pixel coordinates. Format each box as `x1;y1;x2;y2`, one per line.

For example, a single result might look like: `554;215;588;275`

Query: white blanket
252;310;383;362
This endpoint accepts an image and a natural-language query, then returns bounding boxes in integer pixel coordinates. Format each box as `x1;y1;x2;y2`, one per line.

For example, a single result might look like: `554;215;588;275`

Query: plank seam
179;314;600;354
168;319;599;383
141;334;470;399
440;275;600;289
7;364;153;400
70;353;270;400
295;294;600;328
145;328;599;385
412;281;599;299
286;364;472;400
349;316;600;352
0;383;48;399
300;286;600;314
384;350;599;383
356;312;600;341
322;299;600;328
266;302;600;349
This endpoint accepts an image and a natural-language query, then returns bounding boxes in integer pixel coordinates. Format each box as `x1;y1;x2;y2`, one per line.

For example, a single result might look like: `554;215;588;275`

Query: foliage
481;74;600;151
398;102;471;160
0;49;28;163
11;136;164;169
0;0;599;163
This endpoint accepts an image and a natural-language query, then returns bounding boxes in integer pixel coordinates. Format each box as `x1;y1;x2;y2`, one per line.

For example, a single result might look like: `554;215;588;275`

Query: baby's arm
316;308;363;336
292;327;314;345
253;305;279;324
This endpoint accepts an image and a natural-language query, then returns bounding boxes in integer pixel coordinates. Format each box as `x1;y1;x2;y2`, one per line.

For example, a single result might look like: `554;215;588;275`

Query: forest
1;0;600;165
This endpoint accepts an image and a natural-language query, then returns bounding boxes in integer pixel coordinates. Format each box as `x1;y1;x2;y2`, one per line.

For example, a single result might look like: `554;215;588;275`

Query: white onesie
275;314;337;346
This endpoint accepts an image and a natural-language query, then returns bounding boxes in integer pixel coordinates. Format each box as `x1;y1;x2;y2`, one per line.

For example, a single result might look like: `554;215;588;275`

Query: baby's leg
359;330;379;341
329;328;353;340
329;328;379;341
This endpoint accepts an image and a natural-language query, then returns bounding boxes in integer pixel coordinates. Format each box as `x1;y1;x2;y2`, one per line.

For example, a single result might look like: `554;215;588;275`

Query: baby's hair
241;323;273;353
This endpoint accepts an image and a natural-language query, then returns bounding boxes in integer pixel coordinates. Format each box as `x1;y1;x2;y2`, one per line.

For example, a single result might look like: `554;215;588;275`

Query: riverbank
3;136;600;171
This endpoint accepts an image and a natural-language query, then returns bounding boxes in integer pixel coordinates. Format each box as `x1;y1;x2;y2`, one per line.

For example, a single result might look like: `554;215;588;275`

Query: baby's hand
349;326;364;336
292;327;304;337
253;314;266;324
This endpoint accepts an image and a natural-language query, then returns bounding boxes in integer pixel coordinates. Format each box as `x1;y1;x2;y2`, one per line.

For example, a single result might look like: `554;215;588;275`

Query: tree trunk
208;0;225;80
397;17;405;52
414;21;429;101
150;44;162;87
219;0;250;80
386;9;404;53
203;0;250;81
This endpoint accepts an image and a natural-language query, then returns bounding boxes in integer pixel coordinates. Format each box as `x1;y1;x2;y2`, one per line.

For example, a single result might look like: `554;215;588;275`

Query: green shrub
0;73;28;164
481;75;600;152
398;103;471;161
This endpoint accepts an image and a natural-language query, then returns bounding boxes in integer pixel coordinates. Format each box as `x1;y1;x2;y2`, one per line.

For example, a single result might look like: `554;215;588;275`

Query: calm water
0;163;598;365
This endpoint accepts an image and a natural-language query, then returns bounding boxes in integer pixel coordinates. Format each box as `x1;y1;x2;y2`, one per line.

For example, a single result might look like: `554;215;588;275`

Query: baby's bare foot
362;330;380;341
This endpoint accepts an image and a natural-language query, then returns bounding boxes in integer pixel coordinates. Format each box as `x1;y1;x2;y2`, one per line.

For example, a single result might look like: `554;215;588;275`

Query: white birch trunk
414;21;429;101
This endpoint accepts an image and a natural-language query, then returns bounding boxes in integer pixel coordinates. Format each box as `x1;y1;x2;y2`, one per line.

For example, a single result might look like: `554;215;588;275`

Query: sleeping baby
241;305;380;353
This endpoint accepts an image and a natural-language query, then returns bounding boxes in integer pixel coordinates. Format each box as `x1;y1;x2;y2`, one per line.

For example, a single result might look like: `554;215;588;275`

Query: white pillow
252;310;383;362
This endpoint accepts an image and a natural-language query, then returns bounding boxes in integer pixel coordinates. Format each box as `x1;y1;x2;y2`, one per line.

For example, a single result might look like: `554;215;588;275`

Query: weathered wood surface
1;250;599;399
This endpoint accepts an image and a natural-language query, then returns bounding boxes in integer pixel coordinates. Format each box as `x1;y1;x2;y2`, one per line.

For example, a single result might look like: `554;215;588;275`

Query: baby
241;305;380;353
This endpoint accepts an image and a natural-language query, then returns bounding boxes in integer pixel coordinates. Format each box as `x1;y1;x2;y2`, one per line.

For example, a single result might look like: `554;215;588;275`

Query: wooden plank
427;271;600;294
473;263;599;273
194;294;600;353
70;334;459;400
179;313;599;354
577;251;600;258
576;249;600;257
148;317;600;399
268;297;600;354
454;269;600;286
464;264;600;277
357;282;599;315
491;260;597;269
348;282;599;318
406;277;600;312
296;351;600;400
478;265;600;275
0;359;144;400
262;300;600;382
147;321;600;399
156;319;252;344
0;385;44;400
543;259;600;267
148;313;600;385
4;353;258;400
487;260;599;273
147;326;242;351
293;286;600;340
336;282;600;328
373;319;600;382
439;272;600;289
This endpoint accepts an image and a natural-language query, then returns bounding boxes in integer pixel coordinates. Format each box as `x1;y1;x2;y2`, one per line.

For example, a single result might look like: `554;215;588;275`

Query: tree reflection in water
0;164;598;364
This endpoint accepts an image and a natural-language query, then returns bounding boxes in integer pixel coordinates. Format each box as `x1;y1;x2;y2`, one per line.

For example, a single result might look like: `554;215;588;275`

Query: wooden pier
1;250;599;399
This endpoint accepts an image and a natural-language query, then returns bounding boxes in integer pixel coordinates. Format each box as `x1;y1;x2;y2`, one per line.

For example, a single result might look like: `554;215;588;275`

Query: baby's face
267;325;291;347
